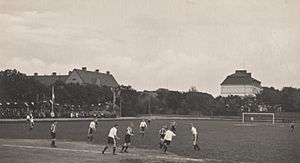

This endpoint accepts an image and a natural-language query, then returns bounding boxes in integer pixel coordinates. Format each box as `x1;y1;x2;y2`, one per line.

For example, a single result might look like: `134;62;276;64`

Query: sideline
1;144;215;162
0;116;212;122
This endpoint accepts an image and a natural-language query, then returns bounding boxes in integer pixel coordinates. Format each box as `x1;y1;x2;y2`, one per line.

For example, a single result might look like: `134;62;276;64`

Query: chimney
106;71;110;75
82;67;87;71
34;73;38;76
52;72;57;76
95;69;99;73
236;70;247;74
68;71;72;75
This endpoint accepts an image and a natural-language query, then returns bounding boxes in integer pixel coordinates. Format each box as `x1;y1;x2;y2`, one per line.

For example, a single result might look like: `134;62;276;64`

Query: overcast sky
0;0;299;96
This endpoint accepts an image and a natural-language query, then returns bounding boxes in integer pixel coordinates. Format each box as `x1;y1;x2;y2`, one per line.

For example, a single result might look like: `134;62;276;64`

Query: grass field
0;119;299;163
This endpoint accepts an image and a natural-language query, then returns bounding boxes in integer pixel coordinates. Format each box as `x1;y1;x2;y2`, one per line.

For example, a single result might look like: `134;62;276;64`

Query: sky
0;0;299;96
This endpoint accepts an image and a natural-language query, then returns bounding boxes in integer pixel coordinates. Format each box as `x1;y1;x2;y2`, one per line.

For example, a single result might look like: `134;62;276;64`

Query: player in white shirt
139;119;148;137
102;124;120;155
121;123;134;153
190;123;200;151
163;128;176;153
87;119;97;143
26;114;30;124
29;114;34;130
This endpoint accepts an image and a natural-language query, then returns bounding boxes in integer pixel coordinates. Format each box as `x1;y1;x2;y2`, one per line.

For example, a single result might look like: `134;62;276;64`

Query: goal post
242;112;275;124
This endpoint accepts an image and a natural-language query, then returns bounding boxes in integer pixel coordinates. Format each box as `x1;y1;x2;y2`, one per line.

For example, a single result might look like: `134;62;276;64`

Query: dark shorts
171;126;176;132
193;134;198;141
107;137;115;145
51;132;56;139
160;134;165;139
164;140;171;145
291;125;295;129
125;134;131;143
141;127;145;131
88;128;93;134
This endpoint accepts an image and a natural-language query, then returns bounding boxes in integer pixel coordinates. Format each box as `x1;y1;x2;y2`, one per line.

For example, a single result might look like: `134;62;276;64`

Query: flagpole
51;85;54;115
113;88;116;109
120;96;122;117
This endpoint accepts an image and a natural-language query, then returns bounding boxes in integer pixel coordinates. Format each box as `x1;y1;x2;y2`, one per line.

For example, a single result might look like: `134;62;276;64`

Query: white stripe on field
1;144;215;162
2;144;100;154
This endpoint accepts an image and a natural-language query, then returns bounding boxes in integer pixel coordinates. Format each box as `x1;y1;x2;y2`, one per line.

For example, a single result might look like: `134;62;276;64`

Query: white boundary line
1;144;215;162
2;144;100;154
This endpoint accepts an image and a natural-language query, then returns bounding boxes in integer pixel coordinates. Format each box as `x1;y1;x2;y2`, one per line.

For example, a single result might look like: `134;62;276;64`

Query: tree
256;87;281;105
0;69;47;103
178;99;191;114
119;86;139;116
280;87;300;112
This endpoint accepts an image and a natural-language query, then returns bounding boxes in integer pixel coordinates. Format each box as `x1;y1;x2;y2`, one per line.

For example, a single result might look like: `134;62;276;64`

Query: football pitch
0;119;299;163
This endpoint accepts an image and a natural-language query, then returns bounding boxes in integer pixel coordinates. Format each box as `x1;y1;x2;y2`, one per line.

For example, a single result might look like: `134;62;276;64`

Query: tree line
0;69;299;117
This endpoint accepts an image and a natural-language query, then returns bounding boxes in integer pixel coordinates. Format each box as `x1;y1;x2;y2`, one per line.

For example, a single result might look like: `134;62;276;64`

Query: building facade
31;67;119;88
220;70;262;96
31;72;69;86
65;67;119;87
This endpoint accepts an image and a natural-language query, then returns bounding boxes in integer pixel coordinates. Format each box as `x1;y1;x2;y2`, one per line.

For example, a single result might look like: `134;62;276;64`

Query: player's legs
51;133;57;147
122;135;130;152
163;140;170;153
123;137;130;153
87;128;90;141
102;145;108;154
121;143;127;152
121;142;130;153
124;142;130;152
140;127;145;137
193;134;200;151
90;134;93;142
89;129;93;142
159;135;164;149
112;138;117;154
30;122;34;130
102;137;111;154
171;126;176;133
291;125;294;132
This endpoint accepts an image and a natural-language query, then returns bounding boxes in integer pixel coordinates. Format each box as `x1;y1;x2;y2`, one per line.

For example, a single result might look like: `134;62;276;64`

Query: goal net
242;113;275;124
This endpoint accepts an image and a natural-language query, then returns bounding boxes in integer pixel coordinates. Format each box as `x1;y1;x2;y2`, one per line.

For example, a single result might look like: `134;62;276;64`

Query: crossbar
242;112;275;124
